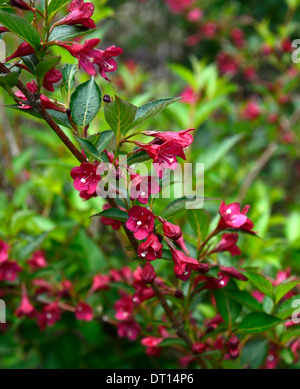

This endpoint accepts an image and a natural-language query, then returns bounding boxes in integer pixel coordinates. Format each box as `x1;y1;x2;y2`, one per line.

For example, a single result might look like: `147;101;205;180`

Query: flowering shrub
0;0;299;369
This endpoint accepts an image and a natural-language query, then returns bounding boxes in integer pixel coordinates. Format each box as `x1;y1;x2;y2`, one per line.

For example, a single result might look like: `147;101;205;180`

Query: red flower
114;292;134;321
165;0;194;14
90;274;110;293
202;22;218;39
195;272;230;290
71;161;101;200
37;302;61;330
92;45;124;81
15;286;36;318
162;221;182;241
125;206;155;240
230;27;245;49
27;250;47;271
100;204;123;230
32;279;53;295
180;86;199;105
0;260;22;281
192;342;206;354
57;0;96;29
6;41;35;62
227;334;240;359
129;174;160;204
171;248;200;281
140;261;156;284
141;336;163;356
143;129;194;148
218;201;255;232
75;302;93;321
219;266;248;281
210;233;241;256
0;241;9;263
186;8;203;23
138;233;163;261
117;318;141;341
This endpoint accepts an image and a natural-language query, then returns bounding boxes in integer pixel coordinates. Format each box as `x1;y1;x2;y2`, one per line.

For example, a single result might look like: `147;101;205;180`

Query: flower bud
163;221;182;241
10;0;32;10
140;261;156;284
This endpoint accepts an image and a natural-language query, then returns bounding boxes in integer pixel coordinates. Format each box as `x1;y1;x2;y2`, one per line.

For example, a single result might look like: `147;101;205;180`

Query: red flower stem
1;63;205;368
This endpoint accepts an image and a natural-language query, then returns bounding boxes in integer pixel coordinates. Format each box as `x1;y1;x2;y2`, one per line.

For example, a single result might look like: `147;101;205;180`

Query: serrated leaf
242;271;274;298
214;289;242;325
161;196;219;219
131;97;181;130
275;281;300;304
104;95;137;137
222;289;263;312
74;136;102;162
49;25;96;42
0;71;18;91
92;208;128;222
0;11;40;52
70;77;101;128
238;312;281;334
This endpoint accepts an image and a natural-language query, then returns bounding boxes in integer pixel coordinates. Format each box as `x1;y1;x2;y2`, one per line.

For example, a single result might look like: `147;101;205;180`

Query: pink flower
57;0;96;29
192;342;206;354
162;221;182;241
230;27;245;49
15;81;65;112
57;280;73;298
134;140;186;178
129;174;160;204
6;41;34;62
165;0;194;14
125;206;155;240
143;129;194;148
138;233;163;261
117;318;141;341
171;248;200;281
32;279;53;295
0;260;22;281
27;250;47;271
0;241;9;263
58;39;123;80
37;302;61;330
216;52;239;76
140;261;156;284
202;22;217;39
186;8;203;23
242;100;262;121
15;286;36;318
265;350;279;369
90;274;110;292
141;336;163;355
100;204;123;230
218;201;255;233
210;233;241;256
227;334;240;359
179;86;199;105
195;272;230;290
71;161;101;200
219;266;248;281
42;68;62;92
75;302;93;321
114;292;134;321
244;66;257;81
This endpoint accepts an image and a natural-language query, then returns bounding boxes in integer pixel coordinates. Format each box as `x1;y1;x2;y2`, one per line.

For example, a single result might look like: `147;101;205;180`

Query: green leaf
70;77;101;128
127;150;151;165
61;63;77;97
0;71;18;91
88;130;114;153
131;97;181;130
104;95;137;137
197;134;244;171
74;136;102;162
47;0;70;18
241;338;268;369
0;11;40;52
92;208;128;222
35;56;61;85
238;312;282;334
242;271;274;298
161;196;219;219
276;294;300;319
49;25;96;42
222;289;263;312
19;232;49;261
275;281;300;304
281;326;300;343
159;338;187;348
22;54;38;74
214;289;242;325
